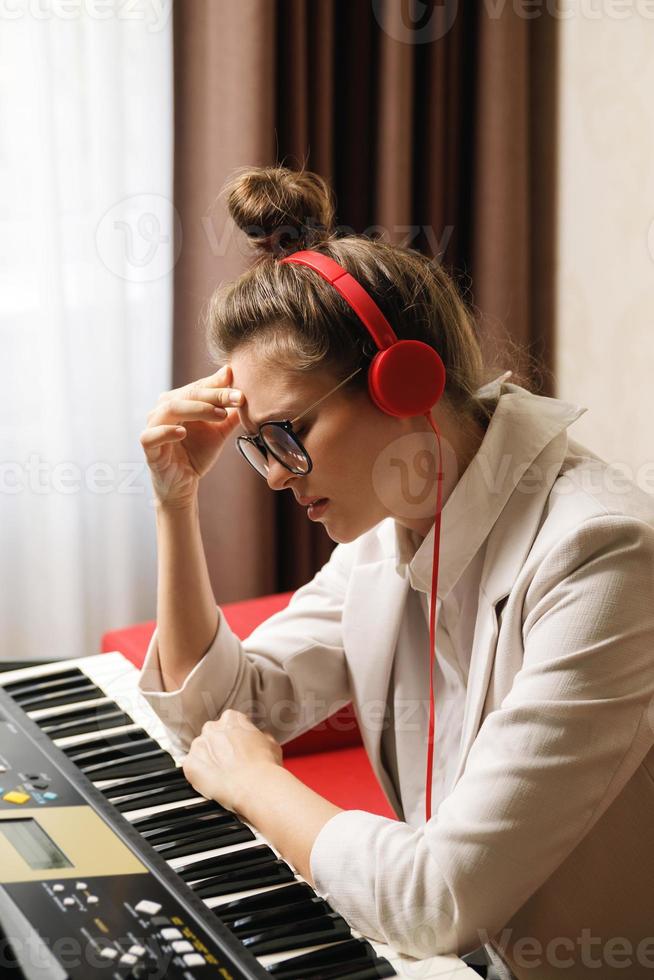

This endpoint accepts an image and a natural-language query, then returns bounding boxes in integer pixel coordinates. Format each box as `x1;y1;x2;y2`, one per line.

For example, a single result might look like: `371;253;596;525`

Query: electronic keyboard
0;653;478;979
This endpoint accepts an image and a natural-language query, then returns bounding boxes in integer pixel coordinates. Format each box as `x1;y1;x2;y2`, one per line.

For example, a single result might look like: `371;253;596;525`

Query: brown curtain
172;0;559;604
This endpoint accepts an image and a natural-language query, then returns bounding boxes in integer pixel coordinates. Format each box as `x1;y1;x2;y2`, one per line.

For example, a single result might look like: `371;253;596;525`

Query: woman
138;166;654;979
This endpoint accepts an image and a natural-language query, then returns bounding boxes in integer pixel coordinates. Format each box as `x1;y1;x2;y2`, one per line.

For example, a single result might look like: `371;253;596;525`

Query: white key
256;940;354;970
368;939;481;978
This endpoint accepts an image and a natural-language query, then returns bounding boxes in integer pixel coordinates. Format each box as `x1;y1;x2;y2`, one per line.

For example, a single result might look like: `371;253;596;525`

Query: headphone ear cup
367;340;446;418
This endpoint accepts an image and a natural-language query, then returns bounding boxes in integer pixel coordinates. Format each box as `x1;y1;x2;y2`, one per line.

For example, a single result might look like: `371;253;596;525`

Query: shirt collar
394;374;587;596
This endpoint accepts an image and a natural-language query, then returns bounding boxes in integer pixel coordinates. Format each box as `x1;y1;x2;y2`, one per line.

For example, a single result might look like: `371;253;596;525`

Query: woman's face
230;348;460;544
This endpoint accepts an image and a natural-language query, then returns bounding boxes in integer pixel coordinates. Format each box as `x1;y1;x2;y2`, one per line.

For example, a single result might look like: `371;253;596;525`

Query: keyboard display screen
0;818;73;870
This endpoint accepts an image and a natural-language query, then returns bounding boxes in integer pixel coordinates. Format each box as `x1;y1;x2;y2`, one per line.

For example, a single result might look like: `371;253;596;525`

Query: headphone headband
280;250;398;350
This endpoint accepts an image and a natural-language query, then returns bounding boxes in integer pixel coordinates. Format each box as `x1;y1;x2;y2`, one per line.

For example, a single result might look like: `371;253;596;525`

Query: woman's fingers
191;386;243;407
164;365;233;400
140;424;187;451
150;397;230;425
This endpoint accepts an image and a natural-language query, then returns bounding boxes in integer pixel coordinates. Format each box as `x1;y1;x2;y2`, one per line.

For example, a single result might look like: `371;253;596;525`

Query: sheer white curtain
0;3;174;661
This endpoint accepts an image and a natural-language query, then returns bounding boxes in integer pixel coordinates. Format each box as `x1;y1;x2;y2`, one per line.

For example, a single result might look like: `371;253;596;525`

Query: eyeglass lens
239;425;310;476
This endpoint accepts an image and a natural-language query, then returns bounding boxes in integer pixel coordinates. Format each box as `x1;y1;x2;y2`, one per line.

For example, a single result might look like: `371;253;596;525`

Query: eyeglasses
236;366;363;479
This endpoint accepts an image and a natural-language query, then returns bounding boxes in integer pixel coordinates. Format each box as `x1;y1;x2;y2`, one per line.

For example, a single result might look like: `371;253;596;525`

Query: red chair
101;592;395;818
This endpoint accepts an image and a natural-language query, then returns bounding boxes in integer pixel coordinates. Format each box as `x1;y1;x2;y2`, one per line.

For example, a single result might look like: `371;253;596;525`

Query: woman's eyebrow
249;405;301;427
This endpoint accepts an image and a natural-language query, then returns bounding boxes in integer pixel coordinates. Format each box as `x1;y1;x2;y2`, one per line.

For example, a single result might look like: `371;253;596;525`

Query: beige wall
555;7;654;495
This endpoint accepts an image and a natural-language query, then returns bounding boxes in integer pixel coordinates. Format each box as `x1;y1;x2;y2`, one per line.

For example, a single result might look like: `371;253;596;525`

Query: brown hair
204;165;529;424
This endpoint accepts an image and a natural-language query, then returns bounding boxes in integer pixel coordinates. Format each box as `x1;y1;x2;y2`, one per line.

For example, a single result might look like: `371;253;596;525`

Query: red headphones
280;249;446;822
280;250;446;417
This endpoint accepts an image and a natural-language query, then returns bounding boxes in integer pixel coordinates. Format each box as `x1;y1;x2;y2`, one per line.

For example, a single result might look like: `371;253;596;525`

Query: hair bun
223;165;335;257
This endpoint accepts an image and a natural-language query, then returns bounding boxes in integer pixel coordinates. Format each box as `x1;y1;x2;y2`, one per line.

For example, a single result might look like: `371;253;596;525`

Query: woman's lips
307;498;329;519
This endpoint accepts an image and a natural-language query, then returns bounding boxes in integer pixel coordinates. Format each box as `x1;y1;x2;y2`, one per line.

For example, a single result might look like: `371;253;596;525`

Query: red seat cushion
284;745;395;818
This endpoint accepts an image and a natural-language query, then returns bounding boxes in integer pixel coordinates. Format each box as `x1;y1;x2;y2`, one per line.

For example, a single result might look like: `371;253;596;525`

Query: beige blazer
139;385;654;980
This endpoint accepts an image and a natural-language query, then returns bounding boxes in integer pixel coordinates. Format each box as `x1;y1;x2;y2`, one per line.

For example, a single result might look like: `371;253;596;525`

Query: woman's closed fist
182;710;283;814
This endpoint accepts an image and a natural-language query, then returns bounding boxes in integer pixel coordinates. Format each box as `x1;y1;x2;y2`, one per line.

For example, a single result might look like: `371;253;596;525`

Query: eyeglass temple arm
290;366;364;425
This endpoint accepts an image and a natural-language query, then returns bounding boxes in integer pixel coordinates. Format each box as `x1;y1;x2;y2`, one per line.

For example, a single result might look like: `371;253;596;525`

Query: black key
70;737;156;767
63;729;153;761
216;882;315;922
82;749;175;780
3;668;84;696
242;911;351;956
43;708;133;739
230;897;330;935
38;699;122;729
154;823;254;859
177;844;274;882
71;737;159;768
115;784;198;813
9;673;96;698
266;939;381;976
192;862;295;898
140;810;237;844
129;800;224;833
102;768;189;799
17;682;105;712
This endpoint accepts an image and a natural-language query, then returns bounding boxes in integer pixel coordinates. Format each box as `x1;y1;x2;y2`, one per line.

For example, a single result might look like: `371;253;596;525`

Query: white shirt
382;532;486;825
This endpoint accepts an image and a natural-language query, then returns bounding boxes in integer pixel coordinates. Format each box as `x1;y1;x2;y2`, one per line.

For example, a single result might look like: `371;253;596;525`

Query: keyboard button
183;953;205;967
134;900;161;916
171;940;193;953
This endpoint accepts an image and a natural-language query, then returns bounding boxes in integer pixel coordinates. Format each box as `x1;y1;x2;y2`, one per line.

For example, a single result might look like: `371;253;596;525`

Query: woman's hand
182;709;284;815
139;363;245;508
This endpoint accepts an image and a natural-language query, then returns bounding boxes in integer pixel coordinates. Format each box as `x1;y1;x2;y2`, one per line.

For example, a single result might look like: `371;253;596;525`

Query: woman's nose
266;458;296;491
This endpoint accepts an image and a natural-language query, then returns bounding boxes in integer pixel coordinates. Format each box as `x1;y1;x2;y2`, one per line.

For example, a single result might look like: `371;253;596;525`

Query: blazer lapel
451;429;572;786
